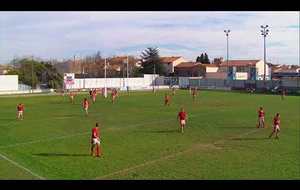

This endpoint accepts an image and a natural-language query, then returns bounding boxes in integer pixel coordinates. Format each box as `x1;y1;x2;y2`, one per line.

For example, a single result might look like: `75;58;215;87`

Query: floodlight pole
123;59;125;88
153;62;156;93
31;56;34;93
261;25;269;81
127;55;129;89
104;57;107;98
224;30;230;65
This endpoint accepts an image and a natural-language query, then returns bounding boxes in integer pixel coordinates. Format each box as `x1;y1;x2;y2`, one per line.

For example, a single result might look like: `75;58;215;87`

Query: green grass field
0;90;299;179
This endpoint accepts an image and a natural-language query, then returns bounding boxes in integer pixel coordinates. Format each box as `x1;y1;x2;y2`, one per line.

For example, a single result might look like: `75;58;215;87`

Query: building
271;64;300;79
174;62;201;77
174;62;222;78
200;63;219;73
160;56;186;76
219;60;271;80
0;64;12;75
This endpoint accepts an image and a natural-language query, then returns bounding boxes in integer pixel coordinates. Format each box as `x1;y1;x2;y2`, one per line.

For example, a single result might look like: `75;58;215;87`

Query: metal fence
186;78;300;92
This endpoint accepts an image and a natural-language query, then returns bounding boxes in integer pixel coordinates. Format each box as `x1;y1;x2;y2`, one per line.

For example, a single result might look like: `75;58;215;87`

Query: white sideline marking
0;152;45;179
96;128;260;179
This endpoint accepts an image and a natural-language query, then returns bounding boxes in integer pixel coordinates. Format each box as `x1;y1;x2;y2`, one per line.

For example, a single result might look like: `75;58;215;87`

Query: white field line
96;128;260;179
0;113;246;149
0;116;185;149
0;131;90;149
0;152;45;179
0;120;18;127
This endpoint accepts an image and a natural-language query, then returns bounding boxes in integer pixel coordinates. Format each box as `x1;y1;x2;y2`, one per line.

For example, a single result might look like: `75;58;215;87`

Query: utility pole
104;57;107;98
126;55;129;90
123;59;125;88
224;30;230;65
153;62;156;93
31;56;34;93
261;25;269;81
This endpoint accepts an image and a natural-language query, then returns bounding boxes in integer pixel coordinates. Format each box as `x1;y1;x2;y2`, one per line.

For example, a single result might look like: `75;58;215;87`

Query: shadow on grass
230;137;269;141
148;129;179;133
220;127;257;129
33;153;90;157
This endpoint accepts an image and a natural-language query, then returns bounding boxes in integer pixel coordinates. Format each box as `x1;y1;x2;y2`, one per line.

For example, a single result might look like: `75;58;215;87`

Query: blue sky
0;11;299;65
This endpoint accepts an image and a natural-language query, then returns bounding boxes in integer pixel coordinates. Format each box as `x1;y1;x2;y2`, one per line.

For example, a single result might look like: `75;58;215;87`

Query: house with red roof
271;64;300;79
159;56;186;76
219;59;271;80
174;62;221;78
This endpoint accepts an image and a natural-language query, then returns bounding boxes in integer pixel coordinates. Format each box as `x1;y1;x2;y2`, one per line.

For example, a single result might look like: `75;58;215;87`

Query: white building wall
256;60;271;80
171;57;186;73
0;75;18;91
206;67;219;73
65;74;163;90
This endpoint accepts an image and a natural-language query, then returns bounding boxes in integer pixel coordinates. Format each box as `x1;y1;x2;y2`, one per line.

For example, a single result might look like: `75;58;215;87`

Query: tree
196;53;210;64
200;53;204;63
6;57;63;89
140;47;166;76
213;57;223;65
203;53;210;64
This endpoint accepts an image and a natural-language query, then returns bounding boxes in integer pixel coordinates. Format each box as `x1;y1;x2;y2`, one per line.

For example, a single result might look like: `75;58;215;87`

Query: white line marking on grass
0;120;18;127
0;117;183;149
0;152;45;179
0;113;234;150
95;128;261;179
0;132;90;149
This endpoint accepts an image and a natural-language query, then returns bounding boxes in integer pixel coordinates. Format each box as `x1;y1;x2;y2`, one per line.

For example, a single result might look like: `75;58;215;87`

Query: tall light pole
83;67;85;90
153;61;156;93
31;56;34;93
126;55;129;90
224;30;230;65
122;59;125;88
261;25;269;81
104;57;107;98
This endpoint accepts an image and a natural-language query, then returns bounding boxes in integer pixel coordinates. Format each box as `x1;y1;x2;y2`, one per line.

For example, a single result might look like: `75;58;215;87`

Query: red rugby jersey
17;104;24;111
91;127;99;138
178;111;186;120
258;110;265;117
273;117;280;125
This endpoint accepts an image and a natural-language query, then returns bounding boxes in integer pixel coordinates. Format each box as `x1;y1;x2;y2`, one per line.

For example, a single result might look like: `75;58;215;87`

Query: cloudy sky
0;11;299;65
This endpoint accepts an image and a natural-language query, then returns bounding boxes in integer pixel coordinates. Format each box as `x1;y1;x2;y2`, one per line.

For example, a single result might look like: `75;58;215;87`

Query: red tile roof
160;56;182;63
273;65;300;73
175;62;200;68
220;60;260;67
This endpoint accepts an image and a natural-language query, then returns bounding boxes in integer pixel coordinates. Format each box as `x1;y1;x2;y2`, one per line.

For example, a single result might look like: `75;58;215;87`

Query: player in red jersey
111;88;118;104
90;122;101;157
91;89;97;103
16;103;24;120
82;98;89;116
69;91;75;104
89;89;93;98
192;87;197;102
164;93;171;106
177;107;187;133
269;113;281;139
257;107;265;128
